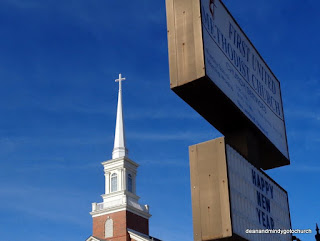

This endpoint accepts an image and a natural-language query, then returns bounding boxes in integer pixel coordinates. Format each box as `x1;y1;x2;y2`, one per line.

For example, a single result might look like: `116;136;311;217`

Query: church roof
128;228;162;241
85;236;104;241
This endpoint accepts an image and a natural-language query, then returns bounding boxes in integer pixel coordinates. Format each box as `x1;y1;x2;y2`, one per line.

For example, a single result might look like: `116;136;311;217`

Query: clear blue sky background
0;0;319;240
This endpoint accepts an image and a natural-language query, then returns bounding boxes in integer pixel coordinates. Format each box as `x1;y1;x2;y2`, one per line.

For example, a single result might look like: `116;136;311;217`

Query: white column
122;168;127;190
133;173;136;194
105;172;110;194
120;169;124;190
92;202;97;212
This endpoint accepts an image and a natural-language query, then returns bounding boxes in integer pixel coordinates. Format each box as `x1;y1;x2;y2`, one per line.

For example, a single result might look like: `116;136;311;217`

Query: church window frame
127;173;133;193
111;173;118;192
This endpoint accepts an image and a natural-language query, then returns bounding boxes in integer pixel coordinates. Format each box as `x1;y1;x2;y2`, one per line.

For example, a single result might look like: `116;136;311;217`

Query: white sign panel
226;145;291;241
201;0;289;159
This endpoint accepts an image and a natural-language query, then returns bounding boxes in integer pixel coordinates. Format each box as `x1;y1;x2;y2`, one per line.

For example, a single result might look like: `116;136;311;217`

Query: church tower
87;74;151;241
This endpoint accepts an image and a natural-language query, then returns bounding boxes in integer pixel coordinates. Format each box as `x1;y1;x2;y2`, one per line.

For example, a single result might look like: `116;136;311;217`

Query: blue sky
0;0;319;240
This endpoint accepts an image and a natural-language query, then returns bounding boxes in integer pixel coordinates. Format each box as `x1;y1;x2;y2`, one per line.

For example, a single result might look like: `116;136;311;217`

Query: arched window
127;173;133;193
111;173;117;192
105;218;113;238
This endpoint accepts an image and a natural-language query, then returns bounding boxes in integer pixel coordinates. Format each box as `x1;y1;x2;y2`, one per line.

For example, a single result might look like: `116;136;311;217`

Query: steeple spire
112;73;128;159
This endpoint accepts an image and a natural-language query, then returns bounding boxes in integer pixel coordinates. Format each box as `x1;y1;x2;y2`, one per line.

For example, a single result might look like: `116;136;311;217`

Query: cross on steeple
115;73;126;91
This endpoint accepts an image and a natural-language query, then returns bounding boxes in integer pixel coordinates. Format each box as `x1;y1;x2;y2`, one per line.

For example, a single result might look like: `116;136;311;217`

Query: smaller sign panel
226;145;291;241
189;138;291;241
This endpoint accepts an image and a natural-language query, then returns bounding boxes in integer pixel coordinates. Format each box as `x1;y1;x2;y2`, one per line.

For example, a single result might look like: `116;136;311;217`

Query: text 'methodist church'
86;74;161;241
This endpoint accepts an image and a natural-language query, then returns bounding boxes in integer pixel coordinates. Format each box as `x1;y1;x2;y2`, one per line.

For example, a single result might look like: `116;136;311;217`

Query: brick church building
86;74;161;241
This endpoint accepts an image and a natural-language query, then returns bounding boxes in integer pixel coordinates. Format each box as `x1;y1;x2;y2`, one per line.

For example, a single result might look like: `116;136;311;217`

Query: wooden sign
166;0;290;169
189;137;291;241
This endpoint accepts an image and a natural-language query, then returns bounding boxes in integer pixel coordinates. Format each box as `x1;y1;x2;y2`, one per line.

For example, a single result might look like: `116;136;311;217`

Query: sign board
166;0;289;169
189;137;291;241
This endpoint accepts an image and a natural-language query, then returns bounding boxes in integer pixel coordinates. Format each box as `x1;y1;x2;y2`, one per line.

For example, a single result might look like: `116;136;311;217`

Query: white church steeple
90;74;151;240
112;73;128;159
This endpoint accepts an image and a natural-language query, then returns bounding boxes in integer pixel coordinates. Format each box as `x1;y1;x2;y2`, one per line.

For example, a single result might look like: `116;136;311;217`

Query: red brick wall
92;210;149;241
93;210;127;240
